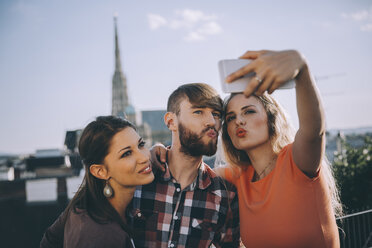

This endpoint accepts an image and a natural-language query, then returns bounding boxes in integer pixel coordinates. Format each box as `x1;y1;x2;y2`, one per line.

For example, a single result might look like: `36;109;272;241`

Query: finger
150;155;164;172
160;147;167;163
226;60;256;83
239;50;269;59
255;74;274;96
243;75;262;97
267;78;282;94
150;144;166;171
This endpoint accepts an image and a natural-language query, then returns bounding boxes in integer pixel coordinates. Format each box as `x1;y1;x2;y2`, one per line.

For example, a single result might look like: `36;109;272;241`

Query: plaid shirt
128;162;240;248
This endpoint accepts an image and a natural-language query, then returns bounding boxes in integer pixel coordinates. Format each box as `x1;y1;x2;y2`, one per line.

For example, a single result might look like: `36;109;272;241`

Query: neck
168;145;202;190
245;141;277;181
108;187;135;222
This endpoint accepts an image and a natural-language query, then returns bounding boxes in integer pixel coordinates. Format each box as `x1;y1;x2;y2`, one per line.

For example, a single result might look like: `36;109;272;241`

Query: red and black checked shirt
128;162;240;248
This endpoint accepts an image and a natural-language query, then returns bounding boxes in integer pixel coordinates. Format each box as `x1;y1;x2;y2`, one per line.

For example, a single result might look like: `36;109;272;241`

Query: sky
1;0;372;154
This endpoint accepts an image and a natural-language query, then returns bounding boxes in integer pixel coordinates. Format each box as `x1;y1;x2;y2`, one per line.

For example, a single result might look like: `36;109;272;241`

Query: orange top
224;143;339;248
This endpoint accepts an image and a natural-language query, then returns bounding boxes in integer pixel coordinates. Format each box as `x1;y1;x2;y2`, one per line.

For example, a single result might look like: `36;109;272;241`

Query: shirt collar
158;161;213;190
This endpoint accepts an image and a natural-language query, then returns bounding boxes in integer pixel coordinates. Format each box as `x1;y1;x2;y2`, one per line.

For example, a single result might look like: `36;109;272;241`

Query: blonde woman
219;50;341;247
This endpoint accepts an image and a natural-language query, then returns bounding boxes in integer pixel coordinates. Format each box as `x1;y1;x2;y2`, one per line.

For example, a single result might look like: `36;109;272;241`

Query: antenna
315;72;347;96
315;72;347;81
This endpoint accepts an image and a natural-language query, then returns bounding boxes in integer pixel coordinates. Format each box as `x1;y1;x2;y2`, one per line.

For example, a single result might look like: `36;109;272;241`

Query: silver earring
103;180;113;198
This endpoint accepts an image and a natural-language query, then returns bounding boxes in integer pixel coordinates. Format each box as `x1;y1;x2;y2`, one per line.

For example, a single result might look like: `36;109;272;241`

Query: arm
214;166;227;179
226;50;324;176
292;63;325;177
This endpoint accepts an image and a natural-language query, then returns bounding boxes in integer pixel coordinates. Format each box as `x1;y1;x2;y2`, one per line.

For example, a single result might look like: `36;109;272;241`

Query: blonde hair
221;92;342;217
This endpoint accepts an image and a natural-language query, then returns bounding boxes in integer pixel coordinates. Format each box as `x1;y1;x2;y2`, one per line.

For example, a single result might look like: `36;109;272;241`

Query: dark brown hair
167;83;223;115
63;116;136;235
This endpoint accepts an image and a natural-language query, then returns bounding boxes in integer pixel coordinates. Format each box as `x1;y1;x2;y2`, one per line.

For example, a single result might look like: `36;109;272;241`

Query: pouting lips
236;128;246;138
206;129;217;138
138;164;152;174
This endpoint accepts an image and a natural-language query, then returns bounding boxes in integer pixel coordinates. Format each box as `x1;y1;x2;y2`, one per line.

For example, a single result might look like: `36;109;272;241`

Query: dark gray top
40;209;134;248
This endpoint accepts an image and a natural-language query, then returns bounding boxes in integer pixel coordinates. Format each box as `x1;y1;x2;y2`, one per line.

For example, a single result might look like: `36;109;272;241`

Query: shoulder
64;209;131;248
215;163;248;186
276;143;293;165
40;212;66;248
277;143;321;182
202;163;237;198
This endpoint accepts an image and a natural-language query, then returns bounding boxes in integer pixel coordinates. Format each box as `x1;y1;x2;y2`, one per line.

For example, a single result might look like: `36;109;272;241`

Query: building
111;17;170;145
141;110;171;146
111;16;136;124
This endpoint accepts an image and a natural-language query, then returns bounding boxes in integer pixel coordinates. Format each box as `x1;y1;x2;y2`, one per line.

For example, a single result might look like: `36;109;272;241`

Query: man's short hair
167;83;223;115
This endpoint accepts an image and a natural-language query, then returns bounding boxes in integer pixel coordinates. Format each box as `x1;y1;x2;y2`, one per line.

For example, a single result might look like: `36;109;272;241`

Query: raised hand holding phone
219;50;305;96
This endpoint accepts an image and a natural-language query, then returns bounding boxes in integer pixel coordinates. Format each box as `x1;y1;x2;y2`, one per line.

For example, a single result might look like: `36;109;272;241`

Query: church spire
114;16;122;72
111;15;135;123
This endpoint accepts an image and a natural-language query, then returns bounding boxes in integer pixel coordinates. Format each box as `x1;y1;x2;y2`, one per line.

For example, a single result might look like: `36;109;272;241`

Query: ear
164;112;178;131
90;164;109;180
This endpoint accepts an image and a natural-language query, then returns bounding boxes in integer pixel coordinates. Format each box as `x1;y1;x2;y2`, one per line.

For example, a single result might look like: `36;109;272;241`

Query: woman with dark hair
218;50;341;247
40;116;154;248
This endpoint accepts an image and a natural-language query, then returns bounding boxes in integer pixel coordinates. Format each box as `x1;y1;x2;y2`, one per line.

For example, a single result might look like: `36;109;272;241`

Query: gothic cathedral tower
111;16;136;124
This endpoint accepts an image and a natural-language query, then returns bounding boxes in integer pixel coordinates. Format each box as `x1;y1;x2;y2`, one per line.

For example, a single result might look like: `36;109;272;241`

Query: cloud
197;21;222;35
361;23;372;32
185;32;205;42
148;14;167;30
147;9;222;42
176;9;216;24
341;10;370;21
184;21;222;41
341;6;372;32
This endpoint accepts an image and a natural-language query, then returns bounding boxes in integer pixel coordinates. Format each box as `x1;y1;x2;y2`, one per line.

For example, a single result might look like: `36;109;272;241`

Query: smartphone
218;59;295;93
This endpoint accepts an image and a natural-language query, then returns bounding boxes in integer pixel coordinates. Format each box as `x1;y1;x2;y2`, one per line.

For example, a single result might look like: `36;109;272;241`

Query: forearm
295;64;326;141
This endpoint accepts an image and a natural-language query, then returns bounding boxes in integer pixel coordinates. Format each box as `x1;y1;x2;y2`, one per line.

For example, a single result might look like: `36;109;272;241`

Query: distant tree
333;135;372;213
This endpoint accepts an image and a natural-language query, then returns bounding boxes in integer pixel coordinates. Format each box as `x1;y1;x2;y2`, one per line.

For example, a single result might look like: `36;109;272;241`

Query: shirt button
176;188;181;192
137;212;142;218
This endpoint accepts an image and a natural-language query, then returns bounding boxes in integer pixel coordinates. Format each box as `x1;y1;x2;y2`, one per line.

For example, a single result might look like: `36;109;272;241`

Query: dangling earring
103;179;114;198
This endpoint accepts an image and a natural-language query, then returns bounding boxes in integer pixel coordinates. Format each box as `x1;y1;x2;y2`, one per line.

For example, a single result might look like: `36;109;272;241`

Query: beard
178;122;218;157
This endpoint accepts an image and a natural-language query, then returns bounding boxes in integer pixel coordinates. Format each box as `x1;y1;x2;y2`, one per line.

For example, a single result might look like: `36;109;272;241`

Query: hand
226;50;306;96
150;143;168;172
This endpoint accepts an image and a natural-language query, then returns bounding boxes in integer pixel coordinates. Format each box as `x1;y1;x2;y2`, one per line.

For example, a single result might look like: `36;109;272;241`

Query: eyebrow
118;137;143;153
225;105;255;116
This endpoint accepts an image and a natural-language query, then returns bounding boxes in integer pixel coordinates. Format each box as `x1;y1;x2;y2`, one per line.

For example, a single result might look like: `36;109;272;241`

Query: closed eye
244;109;256;115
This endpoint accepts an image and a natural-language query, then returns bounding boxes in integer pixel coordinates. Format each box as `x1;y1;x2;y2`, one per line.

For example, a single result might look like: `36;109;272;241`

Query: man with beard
129;83;240;248
39;83;239;248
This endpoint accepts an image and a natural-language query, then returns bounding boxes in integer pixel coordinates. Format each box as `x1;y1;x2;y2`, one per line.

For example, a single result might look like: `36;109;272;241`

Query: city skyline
1;0;372;154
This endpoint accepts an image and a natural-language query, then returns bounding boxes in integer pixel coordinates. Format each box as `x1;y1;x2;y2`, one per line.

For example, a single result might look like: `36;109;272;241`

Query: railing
337;208;372;248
